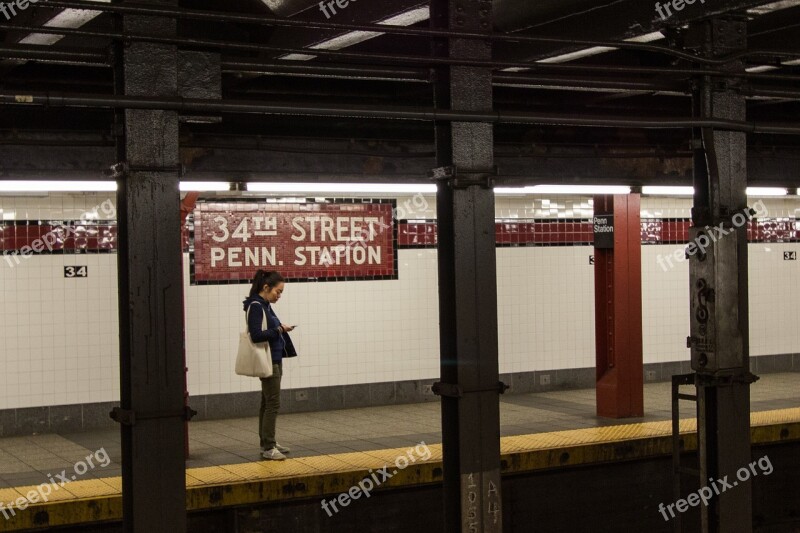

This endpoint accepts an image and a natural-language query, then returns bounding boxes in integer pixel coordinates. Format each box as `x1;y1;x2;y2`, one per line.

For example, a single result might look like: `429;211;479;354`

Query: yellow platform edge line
1;407;798;532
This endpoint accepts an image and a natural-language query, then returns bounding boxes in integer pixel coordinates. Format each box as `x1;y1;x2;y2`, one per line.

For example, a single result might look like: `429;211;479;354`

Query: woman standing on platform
243;270;297;460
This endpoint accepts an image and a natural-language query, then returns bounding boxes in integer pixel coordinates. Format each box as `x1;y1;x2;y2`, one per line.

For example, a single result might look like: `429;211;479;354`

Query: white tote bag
235;304;273;378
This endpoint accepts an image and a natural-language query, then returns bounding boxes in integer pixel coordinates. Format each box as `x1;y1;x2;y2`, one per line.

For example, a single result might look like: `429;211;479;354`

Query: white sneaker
261;447;287;461
275;443;291;454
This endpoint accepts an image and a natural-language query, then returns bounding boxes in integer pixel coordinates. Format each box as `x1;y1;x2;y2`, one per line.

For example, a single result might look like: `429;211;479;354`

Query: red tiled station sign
192;201;397;283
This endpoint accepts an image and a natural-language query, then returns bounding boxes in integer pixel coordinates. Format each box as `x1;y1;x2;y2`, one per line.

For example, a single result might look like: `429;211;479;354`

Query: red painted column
180;192;199;458
594;194;643;418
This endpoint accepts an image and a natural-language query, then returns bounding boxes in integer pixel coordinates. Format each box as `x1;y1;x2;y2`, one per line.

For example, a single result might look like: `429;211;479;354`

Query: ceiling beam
494;0;784;63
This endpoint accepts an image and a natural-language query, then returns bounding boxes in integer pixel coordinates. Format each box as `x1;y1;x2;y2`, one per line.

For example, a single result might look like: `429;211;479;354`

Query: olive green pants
259;362;282;450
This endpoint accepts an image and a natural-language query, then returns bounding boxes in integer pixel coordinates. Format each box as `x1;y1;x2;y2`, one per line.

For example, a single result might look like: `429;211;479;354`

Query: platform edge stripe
2;414;799;530
0;496;121;532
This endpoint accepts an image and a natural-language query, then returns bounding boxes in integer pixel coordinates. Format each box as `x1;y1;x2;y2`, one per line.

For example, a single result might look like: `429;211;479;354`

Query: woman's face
263;282;285;304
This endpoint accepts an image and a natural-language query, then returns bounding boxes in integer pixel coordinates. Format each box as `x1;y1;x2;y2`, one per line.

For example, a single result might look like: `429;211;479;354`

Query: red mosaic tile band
399;221;597;247
399;219;800;247
2;218;798;257
0;222;117;252
192;201;397;282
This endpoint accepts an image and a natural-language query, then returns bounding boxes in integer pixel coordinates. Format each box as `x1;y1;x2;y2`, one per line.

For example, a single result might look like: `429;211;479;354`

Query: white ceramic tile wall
495;196;594;219
0;254;119;410
496;246;595;373
640;197;692;219
642;245;691;363
183;247;441;396
639;197;800;363
2;192;800;409
749;243;800;356
0;193;116;221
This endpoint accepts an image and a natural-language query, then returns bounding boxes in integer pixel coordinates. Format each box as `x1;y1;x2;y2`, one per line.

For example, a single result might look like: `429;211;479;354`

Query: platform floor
0;372;798;489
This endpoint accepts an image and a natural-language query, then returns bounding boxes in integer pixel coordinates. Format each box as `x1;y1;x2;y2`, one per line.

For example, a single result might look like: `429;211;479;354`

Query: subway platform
0;373;798;532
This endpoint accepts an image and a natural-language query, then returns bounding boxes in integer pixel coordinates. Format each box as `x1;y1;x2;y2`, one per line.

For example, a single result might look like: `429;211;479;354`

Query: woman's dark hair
249;270;285;297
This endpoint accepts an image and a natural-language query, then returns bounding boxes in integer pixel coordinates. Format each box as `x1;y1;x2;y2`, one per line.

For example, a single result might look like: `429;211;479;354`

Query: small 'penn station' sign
593;214;614;249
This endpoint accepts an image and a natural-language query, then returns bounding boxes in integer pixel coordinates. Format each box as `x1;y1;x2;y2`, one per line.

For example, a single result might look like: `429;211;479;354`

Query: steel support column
431;1;503;532
593;194;644;419
114;1;187;532
686;18;756;533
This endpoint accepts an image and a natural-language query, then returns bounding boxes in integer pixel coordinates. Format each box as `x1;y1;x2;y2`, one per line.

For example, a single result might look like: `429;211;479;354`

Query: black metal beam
221;58;430;81
256;0;427;63
3;5;798;69
432;0;503;532
687;17;755;533
30;0;776;63
114;1;186;532
3;20;800;86
748;6;800;54
4;91;800;133
2;137;799;185
493;0;785;63
0;44;109;65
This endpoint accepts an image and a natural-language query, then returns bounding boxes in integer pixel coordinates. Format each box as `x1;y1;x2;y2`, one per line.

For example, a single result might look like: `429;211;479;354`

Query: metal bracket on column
429;165;498;189
110;406;197;426
107;162;186;178
695;372;760;387
432;381;509;398
687;336;715;352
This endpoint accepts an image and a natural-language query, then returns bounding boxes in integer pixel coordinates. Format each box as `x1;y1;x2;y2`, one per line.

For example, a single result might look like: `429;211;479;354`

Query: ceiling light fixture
642;186;695;196
179;182;232;192
528;185;631;195
746;187;788;196
534;32;665;65
246;182;436;194
18;0;111;47
280;6;430;61
0;181;117;192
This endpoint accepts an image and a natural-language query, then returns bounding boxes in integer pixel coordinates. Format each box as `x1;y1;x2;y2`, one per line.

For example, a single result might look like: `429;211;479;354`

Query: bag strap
245;303;269;335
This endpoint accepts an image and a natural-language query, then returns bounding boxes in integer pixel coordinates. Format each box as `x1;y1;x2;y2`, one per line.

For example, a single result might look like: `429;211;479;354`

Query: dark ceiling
0;0;799;185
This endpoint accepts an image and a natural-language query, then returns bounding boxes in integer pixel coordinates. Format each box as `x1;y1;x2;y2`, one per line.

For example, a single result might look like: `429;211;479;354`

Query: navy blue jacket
242;295;297;363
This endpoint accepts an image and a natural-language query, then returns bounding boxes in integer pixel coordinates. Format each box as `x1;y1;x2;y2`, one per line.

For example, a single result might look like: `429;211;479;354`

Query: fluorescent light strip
0;181;231;193
747;187;787;196
0;181;117;192
246;183;436;194
642;186;790;197
179;182;231;192
496;185;631;195
246;183;631;195
531;185;631;195
747;0;800;15
501;31;666;72
536;46;616;65
19;0;111;46
643;186;789;197
627;31;668;44
642;186;694;196
281;6;430;61
746;65;779;73
535;32;665;65
494;187;527;195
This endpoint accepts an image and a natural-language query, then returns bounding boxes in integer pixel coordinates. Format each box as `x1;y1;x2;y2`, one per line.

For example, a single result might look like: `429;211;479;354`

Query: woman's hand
280;324;296;333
